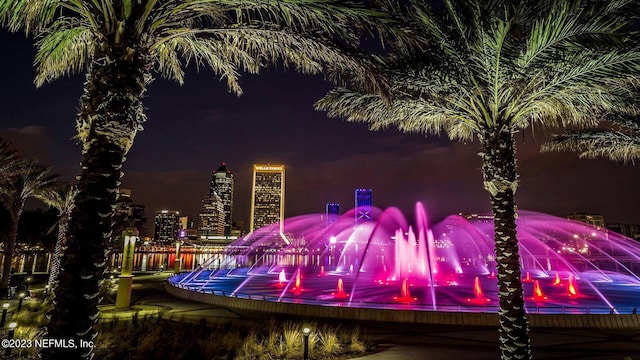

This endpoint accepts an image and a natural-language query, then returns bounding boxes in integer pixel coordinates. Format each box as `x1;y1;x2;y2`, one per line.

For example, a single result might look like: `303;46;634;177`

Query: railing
167;276;638;315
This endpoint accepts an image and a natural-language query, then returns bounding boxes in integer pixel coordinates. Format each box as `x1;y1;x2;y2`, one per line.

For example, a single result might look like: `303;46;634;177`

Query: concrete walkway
20;272;640;359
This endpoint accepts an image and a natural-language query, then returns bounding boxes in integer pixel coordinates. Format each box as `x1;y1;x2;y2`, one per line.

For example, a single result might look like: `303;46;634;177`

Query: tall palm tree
316;1;640;359
0;159;58;299
542;116;640;163
0;1;398;358
38;184;79;289
0;138;20;296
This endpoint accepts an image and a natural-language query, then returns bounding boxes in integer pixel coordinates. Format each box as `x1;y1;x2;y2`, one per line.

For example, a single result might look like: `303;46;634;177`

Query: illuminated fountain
466;276;490;304
394;278;417;303
332;278;349;299
170;203;640;314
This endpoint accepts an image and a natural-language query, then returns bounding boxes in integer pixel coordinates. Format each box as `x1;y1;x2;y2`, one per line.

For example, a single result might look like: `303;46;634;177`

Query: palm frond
34;17;93;86
0;0;59;33
0;137;21;177
37;183;78;214
542;129;640;163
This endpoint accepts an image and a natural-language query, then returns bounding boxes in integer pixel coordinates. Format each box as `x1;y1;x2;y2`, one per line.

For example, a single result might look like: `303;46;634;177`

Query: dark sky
2;30;640;232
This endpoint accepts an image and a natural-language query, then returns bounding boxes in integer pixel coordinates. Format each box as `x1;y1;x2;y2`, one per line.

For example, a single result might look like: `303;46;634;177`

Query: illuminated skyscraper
326;203;340;227
355;188;372;225
198;193;225;237
154;209;180;242
209;163;234;236
250;164;285;232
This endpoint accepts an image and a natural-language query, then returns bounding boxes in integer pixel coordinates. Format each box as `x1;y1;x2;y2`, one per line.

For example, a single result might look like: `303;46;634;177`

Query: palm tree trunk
47;216;68;288
480;128;531;360
44;45;149;359
0;201;24;299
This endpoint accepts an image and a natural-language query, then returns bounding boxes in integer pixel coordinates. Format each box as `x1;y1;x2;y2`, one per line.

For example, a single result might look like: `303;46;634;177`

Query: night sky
2;30;640;234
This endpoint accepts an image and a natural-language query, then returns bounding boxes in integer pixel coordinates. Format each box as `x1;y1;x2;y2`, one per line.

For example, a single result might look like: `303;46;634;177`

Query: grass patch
4;300;372;360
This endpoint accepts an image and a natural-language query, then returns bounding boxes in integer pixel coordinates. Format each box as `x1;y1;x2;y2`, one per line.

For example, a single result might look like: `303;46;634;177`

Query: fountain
170;203;640;314
332;278;349;299
393;278;417;303
466;276;490;304
531;280;547;301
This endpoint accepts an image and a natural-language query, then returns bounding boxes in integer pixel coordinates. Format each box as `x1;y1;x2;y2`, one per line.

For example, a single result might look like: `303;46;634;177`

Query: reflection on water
2;247;227;274
2;246;331;274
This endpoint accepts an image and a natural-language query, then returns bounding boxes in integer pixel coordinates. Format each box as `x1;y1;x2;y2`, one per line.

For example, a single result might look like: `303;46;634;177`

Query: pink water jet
523;272;533;282
318;265;326;277
466;276;490;304
552;273;562;286
291;269;303;295
567;275;579;297
531;280;548;301
277;269;287;287
332;278;349;299
394;278;417;303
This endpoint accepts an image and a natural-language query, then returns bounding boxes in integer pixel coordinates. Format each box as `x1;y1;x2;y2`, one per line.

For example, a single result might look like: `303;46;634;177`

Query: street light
0;303;8;327
302;327;310;360
6;322;16;356
17;292;25;312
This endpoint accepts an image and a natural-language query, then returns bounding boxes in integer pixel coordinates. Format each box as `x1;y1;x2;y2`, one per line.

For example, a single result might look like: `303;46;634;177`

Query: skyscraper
209;163;234;236
355;188;372;225
250;164;285;233
154;209;180;242
326;203;340;227
198;193;225;237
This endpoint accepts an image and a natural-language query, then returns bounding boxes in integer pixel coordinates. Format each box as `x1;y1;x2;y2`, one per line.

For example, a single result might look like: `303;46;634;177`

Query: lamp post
1;303;8;327
6;322;16;356
115;228;138;310
174;240;182;274
17;292;25;312
302;327;310;360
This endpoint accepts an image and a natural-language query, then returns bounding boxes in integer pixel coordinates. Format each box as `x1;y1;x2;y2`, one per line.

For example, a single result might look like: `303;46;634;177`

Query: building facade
355;188;373;225
250;164;285;232
326;203;340;227
198;193;225;237
568;213;605;228
153;209;181;242
209;163;234;236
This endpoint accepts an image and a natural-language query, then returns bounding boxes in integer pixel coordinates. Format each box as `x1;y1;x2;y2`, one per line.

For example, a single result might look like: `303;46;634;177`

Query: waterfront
1;246;226;275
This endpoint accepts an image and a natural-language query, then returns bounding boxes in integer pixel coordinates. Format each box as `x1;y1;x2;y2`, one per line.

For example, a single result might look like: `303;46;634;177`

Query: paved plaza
113;272;640;359
6;272;640;359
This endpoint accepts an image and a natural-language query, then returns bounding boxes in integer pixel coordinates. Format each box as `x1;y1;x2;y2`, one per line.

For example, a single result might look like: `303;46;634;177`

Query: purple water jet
171;203;640;314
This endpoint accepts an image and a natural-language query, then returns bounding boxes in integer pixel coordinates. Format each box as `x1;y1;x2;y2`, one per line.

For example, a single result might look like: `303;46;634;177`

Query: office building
355;188;373;225
607;223;640;241
198;193;225;237
326;203;340;227
112;189;146;243
568;213;605;228
250;164;285;232
210;163;234;236
154;209;180;242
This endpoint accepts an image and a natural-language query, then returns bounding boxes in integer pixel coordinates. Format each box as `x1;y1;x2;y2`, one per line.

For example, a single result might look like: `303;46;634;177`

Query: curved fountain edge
165;282;640;329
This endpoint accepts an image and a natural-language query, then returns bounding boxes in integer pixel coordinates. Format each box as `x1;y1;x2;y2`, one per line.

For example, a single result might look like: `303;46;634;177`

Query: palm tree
0;138;22;181
0;159;58;299
316;1;640;359
542;116;640;163
38;184;79;289
0;1;397;358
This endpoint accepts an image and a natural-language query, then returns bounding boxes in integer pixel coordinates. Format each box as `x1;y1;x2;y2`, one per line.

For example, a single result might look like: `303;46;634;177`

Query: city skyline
2;30;640;228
